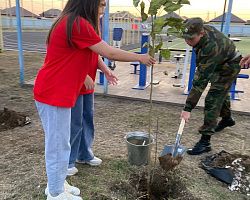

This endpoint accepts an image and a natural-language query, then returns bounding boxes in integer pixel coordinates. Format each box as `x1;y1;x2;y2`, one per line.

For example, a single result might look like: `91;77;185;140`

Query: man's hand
84;75;95;90
104;70;118;85
240;54;250;69
181;110;191;122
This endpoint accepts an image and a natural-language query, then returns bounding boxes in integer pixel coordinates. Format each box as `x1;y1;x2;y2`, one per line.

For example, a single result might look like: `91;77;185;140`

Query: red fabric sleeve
72;17;102;49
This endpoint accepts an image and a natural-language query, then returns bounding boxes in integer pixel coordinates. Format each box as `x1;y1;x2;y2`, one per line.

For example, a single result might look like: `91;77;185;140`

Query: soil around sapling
110;167;201;200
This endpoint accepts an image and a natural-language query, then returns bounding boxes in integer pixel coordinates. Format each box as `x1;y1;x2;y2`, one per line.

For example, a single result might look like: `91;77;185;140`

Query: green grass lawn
166;37;250;56
235;37;250;55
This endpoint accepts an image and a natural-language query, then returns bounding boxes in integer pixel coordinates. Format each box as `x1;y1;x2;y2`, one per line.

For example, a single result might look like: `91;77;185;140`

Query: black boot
187;135;211;155
215;117;235;132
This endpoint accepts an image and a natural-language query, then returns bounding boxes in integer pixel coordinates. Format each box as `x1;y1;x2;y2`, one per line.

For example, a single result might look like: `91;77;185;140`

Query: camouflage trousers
199;58;241;135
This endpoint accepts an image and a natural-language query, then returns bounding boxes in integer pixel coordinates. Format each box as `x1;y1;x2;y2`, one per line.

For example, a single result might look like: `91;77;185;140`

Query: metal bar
180;45;191;88
220;0;227;32
102;0;110;94
187;48;196;93
15;0;25;86
224;0;233;36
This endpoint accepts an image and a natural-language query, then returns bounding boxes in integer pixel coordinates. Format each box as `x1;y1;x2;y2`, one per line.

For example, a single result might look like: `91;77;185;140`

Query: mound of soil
110;167;200;200
159;154;183;172
201;150;250;196
0;107;31;132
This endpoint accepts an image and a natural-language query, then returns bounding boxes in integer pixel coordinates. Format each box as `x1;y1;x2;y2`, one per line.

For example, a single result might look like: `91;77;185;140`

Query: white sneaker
45;181;80;196
76;156;102;166
47;191;82;200
67;167;78;176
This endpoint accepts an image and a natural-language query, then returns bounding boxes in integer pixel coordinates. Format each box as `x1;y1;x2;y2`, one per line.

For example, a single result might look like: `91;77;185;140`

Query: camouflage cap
182;17;204;39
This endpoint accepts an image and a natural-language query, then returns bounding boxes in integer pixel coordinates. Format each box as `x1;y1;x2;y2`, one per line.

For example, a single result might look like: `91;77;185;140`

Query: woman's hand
104;70;118;85
84;75;95;90
181;110;191;122
139;54;156;66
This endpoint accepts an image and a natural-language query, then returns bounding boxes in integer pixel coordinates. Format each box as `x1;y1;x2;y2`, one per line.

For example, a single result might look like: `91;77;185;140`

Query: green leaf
148;0;159;15
165;17;184;29
153;17;165;34
155;41;163;53
165;18;184;37
142;41;149;49
141;13;148;22
140;1;148;22
178;0;190;5
148;0;167;15
164;2;182;12
167;27;183;37
133;0;140;7
149;44;155;57
161;49;171;59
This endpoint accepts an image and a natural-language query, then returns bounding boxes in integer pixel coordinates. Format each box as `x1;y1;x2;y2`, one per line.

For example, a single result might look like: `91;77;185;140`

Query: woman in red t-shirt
34;0;155;199
67;2;118;176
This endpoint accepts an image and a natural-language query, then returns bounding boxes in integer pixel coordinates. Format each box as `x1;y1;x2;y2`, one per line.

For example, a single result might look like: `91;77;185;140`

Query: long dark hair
46;0;101;47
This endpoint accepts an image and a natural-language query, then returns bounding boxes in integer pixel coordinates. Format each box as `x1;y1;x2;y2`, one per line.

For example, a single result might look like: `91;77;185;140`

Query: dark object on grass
0;107;31;131
201;150;235;184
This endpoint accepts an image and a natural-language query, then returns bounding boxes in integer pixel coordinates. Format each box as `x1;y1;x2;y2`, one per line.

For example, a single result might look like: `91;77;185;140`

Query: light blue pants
69;93;95;168
35;101;71;196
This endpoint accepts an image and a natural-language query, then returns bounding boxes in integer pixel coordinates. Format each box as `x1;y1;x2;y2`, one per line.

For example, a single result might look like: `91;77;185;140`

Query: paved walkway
95;60;250;114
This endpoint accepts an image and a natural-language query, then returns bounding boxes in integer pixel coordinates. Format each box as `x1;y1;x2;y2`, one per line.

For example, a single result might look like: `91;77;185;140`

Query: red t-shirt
79;54;98;95
33;16;101;107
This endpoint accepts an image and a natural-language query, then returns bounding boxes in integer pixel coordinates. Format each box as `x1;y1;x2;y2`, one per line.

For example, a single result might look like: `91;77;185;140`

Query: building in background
208;13;249;36
1;6;37;18
110;11;141;23
209;13;246;24
39;9;61;18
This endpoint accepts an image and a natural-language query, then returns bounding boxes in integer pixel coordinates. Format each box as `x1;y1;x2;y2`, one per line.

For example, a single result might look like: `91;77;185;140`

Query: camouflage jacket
184;25;237;112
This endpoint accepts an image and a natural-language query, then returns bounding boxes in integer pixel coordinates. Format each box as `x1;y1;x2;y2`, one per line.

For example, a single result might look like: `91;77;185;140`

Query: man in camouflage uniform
181;17;242;155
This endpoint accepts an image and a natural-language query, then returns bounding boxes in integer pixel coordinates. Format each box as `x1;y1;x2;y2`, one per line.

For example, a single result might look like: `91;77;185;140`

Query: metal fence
1;16;144;46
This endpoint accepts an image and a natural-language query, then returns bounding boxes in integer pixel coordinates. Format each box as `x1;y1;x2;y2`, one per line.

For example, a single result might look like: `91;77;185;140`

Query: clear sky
0;0;249;20
109;0;250;20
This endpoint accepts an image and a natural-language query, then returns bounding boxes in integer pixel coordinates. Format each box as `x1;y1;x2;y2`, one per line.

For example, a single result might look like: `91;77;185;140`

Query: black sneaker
187;141;211;155
215;117;235;132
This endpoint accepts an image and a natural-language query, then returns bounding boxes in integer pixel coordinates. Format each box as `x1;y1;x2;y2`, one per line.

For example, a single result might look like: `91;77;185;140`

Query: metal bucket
125;131;154;166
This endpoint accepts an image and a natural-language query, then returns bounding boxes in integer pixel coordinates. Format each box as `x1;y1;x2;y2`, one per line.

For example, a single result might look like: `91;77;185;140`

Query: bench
230;73;249;100
130;62;140;75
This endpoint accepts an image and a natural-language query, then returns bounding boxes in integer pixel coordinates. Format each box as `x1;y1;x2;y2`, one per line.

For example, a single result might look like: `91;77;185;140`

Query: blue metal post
224;0;233;36
187;48;196;93
102;0;109;94
133;33;149;90
220;0;227;32
16;0;25;86
99;72;104;85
